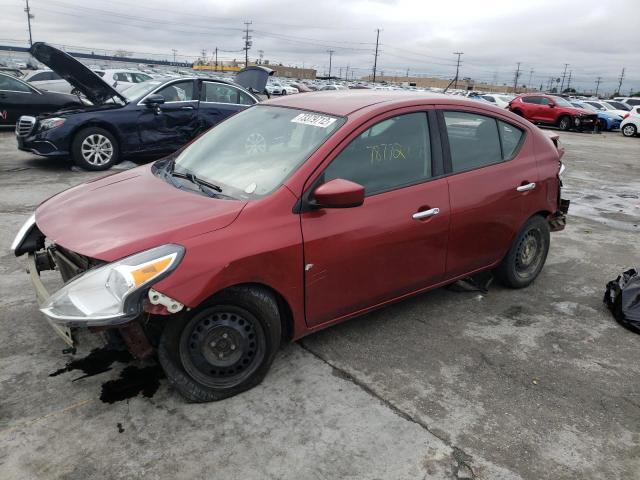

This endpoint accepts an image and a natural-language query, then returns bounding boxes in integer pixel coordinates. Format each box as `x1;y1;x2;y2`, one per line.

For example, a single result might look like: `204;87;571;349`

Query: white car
620;106;640;137
480;94;514;109
584;100;629;118
98;69;153;91
320;84;349;91
265;81;298;95
23;69;72;93
613;97;640;108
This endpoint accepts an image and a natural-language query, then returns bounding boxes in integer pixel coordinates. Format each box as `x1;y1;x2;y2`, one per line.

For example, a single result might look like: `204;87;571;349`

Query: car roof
263;90;478;116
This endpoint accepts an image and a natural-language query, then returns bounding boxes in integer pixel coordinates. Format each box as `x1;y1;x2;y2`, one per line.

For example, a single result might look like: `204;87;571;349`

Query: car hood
235;65;274;94
35;164;247;262
30;42;127;106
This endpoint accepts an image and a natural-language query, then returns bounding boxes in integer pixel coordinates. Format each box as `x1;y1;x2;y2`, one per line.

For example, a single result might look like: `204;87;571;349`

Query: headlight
11;213;36;254
40;244;184;326
39;117;66;132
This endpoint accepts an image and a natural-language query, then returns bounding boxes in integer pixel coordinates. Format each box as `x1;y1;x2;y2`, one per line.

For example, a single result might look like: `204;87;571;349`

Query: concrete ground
0;128;639;479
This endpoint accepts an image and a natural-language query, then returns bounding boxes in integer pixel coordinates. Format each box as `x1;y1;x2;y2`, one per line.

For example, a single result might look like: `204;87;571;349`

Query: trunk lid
30;42;127;106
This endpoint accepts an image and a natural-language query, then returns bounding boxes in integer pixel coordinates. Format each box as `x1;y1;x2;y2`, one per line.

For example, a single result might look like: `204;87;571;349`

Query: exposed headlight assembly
39;117;66;131
41;244;184;326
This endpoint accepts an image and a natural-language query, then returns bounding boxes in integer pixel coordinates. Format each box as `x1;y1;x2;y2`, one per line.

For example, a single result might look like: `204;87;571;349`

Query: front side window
172;106;344;198
156;81;195;102
539;97;552;105
444;111;502;172
323;112;431;195
522;96;540;104
0;75;31;93
133;73;151;83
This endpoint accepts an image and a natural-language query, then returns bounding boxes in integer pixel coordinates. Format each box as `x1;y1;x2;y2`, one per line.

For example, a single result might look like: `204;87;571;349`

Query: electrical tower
513;62;521;93
566;70;572;92
617;67;625;94
24;0;34;47
528;68;534;89
172;49;177;68
243;21;253;67
327;49;334;78
372;29;381;83
453;52;463;89
560;63;569;92
595;77;601;97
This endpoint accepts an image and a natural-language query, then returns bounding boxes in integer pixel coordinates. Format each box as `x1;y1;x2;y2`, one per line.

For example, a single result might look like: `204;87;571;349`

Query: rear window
627;99;640;106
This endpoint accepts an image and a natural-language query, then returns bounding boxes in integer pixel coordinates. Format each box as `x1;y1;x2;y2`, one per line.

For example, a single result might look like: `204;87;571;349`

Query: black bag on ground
604;268;640;333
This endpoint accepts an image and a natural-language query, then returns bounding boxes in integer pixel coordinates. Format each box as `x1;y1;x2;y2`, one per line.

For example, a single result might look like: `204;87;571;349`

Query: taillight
623;113;630;119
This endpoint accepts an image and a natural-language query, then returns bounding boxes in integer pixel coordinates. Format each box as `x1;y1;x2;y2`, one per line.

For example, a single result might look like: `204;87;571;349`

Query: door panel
301;110;450;327
302;180;450;326
441;110;538;278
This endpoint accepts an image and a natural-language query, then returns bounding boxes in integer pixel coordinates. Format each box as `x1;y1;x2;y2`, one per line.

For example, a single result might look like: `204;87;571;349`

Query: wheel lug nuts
230;345;236;350
222;333;228;339
210;341;216;347
218;353;224;359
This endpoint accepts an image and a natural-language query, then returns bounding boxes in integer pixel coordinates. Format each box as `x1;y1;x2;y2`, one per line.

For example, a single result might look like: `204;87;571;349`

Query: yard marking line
0;398;95;436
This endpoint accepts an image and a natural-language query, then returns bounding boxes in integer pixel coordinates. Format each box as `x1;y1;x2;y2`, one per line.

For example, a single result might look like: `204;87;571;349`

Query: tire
622;124;637;137
597;119;608;132
71;127;119;171
495;215;550;289
158;286;282;402
557;115;572;131
281;90;287;95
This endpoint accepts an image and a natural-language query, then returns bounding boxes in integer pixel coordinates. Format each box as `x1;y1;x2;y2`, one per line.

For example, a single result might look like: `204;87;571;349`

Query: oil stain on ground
100;364;165;404
49;346;165;403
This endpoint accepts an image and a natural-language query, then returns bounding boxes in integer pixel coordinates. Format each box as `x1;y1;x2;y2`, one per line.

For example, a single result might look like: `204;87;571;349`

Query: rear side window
443;112;502;172
627;99;640;106
324;112;432;195
522;96;540;104
498;121;524;159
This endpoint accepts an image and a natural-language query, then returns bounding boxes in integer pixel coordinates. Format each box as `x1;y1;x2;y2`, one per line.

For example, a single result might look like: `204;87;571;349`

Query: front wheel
557;115;572;131
622;124;637;137
495;216;550;289
71;127;119;170
158;286;281;402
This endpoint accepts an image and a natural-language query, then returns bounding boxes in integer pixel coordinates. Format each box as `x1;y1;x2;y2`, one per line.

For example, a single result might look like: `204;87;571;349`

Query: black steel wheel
158;286;281;402
495;215;550;289
179;306;266;389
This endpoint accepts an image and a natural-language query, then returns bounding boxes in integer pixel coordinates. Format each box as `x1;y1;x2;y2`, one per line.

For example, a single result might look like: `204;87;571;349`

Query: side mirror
143;94;165;107
548;102;555;108
312;178;364;208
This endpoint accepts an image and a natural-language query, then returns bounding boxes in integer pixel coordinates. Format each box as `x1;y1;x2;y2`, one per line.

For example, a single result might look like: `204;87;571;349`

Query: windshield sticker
291;113;337;128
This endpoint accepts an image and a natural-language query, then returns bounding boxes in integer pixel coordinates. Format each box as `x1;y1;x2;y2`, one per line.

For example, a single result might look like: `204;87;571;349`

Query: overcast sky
2;0;639;93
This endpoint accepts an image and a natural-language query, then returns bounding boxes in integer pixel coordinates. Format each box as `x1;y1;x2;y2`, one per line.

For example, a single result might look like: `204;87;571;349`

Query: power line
372;28;381;83
453;52;463;89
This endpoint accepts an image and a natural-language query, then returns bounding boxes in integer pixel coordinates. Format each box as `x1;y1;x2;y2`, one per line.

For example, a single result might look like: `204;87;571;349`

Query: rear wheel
71;127;119;170
622;124;637;137
557;115;572;131
495;216;550;289
158;286;281;402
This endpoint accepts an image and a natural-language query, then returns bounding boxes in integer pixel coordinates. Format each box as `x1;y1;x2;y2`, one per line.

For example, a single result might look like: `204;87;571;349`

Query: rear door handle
412;207;440;220
516;182;536;192
180;105;195;110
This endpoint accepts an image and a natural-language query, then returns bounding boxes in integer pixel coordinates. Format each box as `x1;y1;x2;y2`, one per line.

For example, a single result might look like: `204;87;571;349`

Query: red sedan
13;91;569;402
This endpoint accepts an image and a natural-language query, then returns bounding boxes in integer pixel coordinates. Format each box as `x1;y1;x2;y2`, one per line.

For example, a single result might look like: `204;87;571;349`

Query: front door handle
516;182;536;192
180;105;195;110
412;207;440;220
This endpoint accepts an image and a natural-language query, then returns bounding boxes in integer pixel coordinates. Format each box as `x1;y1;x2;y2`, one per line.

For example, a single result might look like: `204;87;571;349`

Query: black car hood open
30;42;126;105
235;66;274;95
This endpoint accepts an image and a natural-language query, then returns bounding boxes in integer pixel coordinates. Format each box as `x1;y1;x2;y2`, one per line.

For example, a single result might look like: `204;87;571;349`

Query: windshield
497;95;514;102
586;101;606;110
550;96;573;107
122;80;163;101
172;106;344;198
575;102;597;112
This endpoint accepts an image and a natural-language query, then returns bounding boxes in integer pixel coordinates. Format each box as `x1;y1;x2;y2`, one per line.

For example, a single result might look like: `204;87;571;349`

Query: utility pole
406;68;410;77
338;66;342;79
214;47;218;70
258;49;264;65
345;64;350;80
528;68;534;89
617;67;625;94
243;21;252;67
560;63;569;93
595;76;601;97
453;52;463;89
566;70;572;92
172;49;177;70
372;28;381;83
327;50;334;78
513;62;521;93
200;48;207;64
24;0;34;47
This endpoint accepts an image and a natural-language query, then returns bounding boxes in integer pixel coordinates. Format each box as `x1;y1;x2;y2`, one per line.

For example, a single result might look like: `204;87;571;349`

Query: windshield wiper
164;160;224;197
